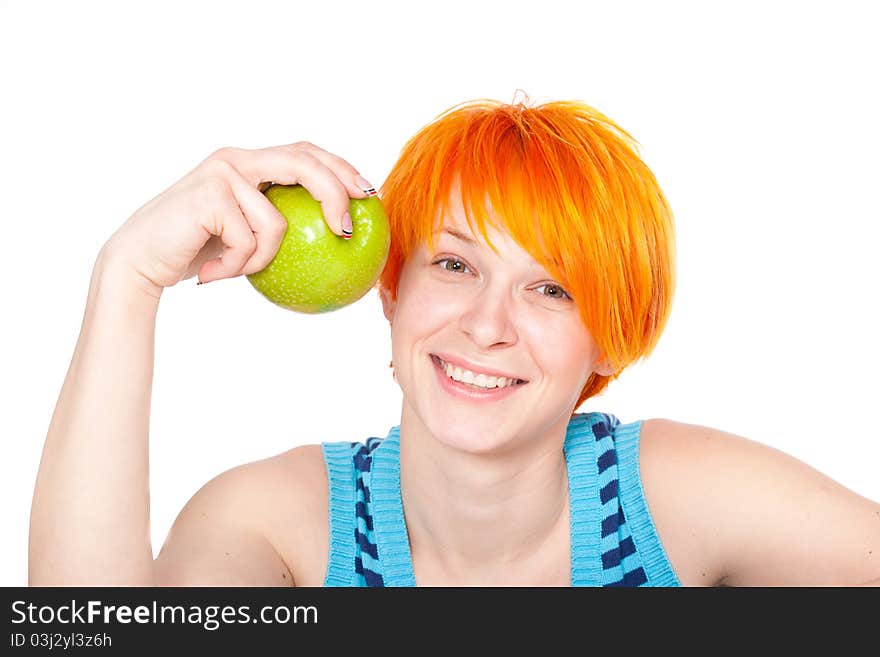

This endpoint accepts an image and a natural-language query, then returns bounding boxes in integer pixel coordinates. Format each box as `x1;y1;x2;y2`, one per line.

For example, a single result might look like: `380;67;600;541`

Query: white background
2;1;878;586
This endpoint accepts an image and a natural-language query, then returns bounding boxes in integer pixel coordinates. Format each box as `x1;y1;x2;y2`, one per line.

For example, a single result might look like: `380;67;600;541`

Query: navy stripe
355;528;379;560
599;479;619;505
597;448;617;474
602;547;621;569
356;476;371;504
601;507;626;538
622;567;647;587
353;449;372;472
355;557;385;586
355;501;374;531
605;567;647;588
602;534;636;568
601;511;619;537
592;420;611;440
364;567;384;587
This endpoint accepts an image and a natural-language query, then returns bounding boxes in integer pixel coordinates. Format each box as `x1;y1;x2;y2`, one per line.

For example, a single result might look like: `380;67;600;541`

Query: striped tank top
320;411;681;586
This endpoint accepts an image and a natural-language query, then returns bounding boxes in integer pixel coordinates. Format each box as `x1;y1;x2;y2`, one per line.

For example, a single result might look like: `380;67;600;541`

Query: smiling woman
30;93;880;589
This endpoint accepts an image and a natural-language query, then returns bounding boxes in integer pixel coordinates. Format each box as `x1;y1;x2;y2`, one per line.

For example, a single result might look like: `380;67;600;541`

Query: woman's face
381;189;613;455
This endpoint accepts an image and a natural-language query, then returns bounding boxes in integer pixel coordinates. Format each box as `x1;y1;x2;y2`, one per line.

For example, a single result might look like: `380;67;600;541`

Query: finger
210;144;373;197
223;168;289;275
196;177;257;284
293;142;377;199
214;146;353;237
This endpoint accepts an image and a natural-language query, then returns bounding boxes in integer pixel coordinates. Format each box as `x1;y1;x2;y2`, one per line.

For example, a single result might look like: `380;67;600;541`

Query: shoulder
635;418;880;586
634;418;789;586
154;443;331;586
239;444;331;583
209;443;328;510
621;418;730;586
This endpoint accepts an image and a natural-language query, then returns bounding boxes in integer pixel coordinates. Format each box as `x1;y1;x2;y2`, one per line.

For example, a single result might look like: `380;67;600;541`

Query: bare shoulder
154;443;329;586
636;418;880;586
634;418;731;586
237;444;330;586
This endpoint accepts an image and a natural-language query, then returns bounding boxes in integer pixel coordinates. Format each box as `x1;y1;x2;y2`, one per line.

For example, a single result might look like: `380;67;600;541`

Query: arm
29;143;370;586
29;250;160;585
28;250;292;586
642;419;880;586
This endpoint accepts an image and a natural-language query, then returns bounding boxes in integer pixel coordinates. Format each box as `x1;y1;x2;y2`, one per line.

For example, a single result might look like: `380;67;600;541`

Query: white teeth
438;357;516;389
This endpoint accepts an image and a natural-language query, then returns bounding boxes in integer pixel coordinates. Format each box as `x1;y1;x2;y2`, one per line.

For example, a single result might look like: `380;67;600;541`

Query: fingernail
341;211;353;238
355;175;377;197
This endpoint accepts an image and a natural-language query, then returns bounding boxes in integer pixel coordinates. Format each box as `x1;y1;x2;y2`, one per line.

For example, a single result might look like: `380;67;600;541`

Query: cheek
397;272;464;322
530;321;599;378
390;278;455;347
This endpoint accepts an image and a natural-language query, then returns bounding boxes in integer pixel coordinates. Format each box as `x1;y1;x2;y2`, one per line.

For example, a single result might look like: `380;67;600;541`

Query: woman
29;97;880;587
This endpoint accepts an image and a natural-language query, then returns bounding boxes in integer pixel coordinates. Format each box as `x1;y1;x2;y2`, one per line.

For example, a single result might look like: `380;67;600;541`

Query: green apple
246;184;390;313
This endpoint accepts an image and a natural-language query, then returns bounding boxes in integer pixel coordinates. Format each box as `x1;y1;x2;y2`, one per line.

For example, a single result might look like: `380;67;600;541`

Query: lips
431;356;526;389
430;353;527;384
431;354;527;401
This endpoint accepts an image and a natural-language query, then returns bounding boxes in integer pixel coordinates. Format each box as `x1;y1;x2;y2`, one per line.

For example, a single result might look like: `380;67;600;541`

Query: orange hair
376;93;676;411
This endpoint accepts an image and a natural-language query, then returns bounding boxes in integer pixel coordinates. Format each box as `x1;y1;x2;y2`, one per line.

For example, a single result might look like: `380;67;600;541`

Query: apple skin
246;184;390;313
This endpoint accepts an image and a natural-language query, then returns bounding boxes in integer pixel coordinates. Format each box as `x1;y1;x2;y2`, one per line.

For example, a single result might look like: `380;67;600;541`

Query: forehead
429;193;552;274
432;183;507;245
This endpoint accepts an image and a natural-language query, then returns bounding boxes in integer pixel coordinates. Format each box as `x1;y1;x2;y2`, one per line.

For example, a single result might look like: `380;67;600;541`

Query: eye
433;257;573;301
432;257;472;275
534;283;573;301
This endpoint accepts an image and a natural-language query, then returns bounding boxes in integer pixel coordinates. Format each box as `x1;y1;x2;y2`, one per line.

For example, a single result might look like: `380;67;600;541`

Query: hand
102;142;374;297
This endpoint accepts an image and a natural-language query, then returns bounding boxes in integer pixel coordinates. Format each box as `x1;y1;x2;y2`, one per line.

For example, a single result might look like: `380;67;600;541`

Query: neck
398;404;571;583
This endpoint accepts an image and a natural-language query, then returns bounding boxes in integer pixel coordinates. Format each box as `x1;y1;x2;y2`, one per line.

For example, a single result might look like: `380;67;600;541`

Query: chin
423;413;522;456
399;362;533;456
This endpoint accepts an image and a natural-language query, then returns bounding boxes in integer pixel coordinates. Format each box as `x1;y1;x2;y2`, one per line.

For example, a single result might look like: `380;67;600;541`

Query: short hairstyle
376;93;676;410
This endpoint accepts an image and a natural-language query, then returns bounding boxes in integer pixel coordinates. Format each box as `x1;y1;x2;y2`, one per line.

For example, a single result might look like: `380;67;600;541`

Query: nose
456;282;520;350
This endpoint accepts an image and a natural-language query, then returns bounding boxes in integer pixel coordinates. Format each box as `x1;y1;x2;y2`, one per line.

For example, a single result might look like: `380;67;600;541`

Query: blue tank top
320;411;680;586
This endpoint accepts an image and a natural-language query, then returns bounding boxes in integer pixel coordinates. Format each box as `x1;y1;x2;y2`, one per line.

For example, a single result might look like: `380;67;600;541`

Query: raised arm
29;143;372;585
29;250;163;585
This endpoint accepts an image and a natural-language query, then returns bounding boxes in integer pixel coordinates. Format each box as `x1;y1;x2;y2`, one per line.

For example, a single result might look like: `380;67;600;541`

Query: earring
389;359;397;382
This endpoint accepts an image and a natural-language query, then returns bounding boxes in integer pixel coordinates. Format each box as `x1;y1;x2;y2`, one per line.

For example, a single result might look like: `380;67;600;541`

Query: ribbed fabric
565;413;604;586
368;428;416;586
321;441;358;586
614;419;682;586
321;411;680;587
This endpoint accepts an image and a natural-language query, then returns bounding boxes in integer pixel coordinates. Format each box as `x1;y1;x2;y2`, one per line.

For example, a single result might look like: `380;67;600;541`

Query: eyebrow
439;227;478;246
438;227;550;273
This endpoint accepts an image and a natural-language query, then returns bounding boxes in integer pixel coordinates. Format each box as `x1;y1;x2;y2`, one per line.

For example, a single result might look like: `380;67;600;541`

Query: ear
380;285;396;325
593;355;615;377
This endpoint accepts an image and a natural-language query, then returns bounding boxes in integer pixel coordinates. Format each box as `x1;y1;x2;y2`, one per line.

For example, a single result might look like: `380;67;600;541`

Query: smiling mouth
430;354;528;387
